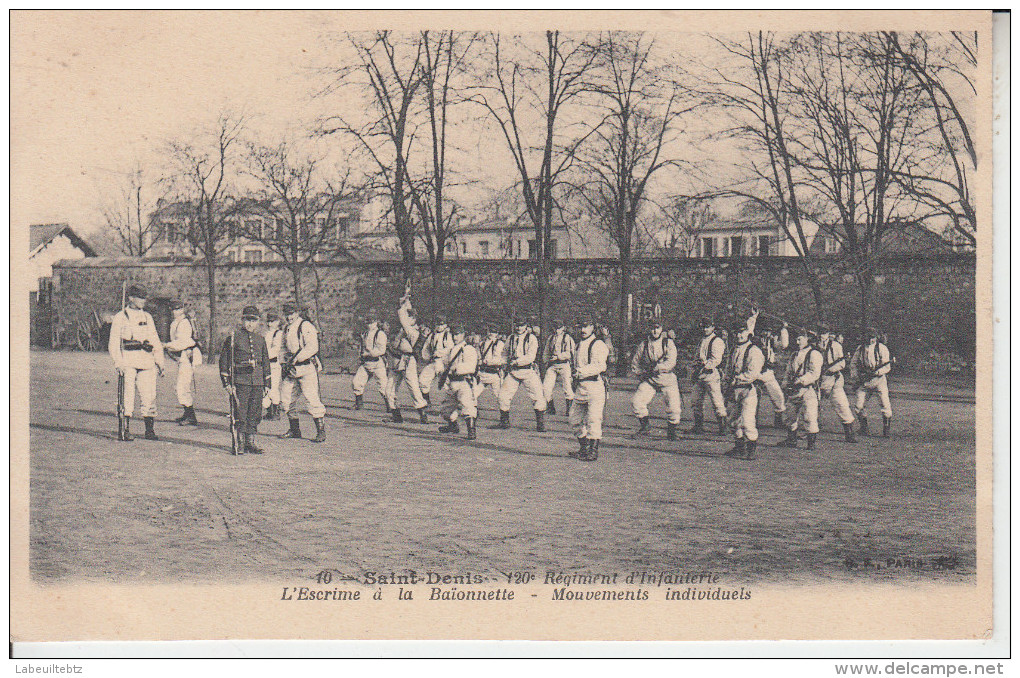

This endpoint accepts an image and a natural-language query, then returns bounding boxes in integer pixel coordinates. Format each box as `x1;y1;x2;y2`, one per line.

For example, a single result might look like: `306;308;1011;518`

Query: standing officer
473;320;506;413
390;293;429;423
745;309;788;428
851;327;893;437
541;318;575;416
279;303;327;443
108;284;165;441
688;317;728;435
724;320;765;460
352;313;395;416
418;315;454;405
262;312;283;420
570;313;609;462
777;327;823;450
630;319;682;440
494;314;547;432
438;323;479;440
219;306;271;455
818;323;858;443
166;299;202;427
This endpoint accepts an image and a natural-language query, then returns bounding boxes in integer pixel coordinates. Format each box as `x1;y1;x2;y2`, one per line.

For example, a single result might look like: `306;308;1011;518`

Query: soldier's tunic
352;324;395;409
474;334;506;402
745;315;787;416
440;341;479;422
281;317;326;419
166;315;202;408
108;306;165;418
219;328;271;435
729;339;765;442
262;325;283;409
542;329;576;403
387;324;428;410
631;332;682;424
497;329;547;412
570;334;609;440
785;344;823;434
419;327;455;398
852;340;893;418
819;337;856;425
692;332;728;419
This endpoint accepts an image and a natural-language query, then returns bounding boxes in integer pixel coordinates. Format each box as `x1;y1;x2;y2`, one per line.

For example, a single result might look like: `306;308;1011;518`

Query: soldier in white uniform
777;327;823;450
494;315;547;432
473;320;506;413
724;321;765;460
688;317;728;435
108;284;165;441
279;304;327;443
630;319;682;440
570;313;609;462
389;294;429;423
166;299;202;427
418;315;455;405
745;309;789;429
352;314;396;417
262;312;284;420
438;324;479;440
541;319;575;416
851;327;894;438
818;323;858;443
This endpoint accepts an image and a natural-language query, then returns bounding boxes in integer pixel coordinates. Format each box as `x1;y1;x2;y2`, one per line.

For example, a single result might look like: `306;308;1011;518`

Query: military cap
576;311;596;327
435;314;449;326
242;305;260;320
126;284;147;299
451;323;467;336
170;299;185;310
282;302;299;316
266;311;280;323
865;326;880;338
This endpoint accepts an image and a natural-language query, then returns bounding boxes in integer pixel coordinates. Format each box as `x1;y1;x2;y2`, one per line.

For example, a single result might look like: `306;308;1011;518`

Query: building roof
29;223;97;257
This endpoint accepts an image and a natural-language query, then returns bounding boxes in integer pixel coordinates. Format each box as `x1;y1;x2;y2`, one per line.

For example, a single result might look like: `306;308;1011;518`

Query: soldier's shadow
31;421;236;455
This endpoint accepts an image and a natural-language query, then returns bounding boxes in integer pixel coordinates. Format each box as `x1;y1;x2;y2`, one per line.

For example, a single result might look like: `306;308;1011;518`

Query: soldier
818;323;858;443
219;306;271;455
687;317;728;435
851;327;894;437
724;320;765;460
262;312;284;420
166;299;202;427
494;314;547;432
279;303;327;443
438;323;479;440
745;309;789;429
776;327;823;450
541;318;575;416
108;284;165;441
473;320;506;411
390;293;429;423
352;313;396;417
570;313;610;462
418;315;455;405
630;318;682;440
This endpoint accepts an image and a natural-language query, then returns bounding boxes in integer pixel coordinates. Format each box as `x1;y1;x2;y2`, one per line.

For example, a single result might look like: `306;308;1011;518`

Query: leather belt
480;365;502;374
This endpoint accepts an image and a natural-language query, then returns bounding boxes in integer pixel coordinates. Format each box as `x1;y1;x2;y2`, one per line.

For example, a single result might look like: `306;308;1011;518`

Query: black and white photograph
11;10;999;653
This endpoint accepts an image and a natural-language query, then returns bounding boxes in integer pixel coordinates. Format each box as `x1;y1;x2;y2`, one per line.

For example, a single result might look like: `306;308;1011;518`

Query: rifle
226;332;243;456
116;281;127;441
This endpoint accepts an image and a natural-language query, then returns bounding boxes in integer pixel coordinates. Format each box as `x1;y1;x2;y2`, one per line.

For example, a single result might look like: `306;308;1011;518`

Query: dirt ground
28;349;975;586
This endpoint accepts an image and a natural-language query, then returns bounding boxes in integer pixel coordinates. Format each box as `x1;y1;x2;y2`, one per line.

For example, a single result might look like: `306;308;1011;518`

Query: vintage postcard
11;9;998;648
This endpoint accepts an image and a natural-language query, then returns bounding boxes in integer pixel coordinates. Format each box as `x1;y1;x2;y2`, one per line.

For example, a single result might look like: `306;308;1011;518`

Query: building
29;223;98;347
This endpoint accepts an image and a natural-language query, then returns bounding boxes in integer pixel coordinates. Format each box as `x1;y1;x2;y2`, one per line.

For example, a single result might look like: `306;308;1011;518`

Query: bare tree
96;166;167;257
661;198;717;257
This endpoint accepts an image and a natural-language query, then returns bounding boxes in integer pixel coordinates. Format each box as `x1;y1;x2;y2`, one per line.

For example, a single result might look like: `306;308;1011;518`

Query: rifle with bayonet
116;281;127;441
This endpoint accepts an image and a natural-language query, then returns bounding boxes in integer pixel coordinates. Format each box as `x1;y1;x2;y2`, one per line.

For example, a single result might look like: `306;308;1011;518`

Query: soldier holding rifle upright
219;306;271;455
851;327;894;438
391;290;430;424
108;284;164;441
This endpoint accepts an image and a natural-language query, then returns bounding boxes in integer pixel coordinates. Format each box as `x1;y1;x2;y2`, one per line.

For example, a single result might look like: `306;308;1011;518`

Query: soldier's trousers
758;369;786;414
352;358;394;408
281;364;326;419
232;383;263;435
441;377;478;421
389;356;427;410
570;378;606;440
473;369;503;404
175;351;196;407
418;358;447;396
262;362;282;408
542;362;575;402
498;367;547;412
786;386;820;434
732;384;759;441
855;376;893;418
692;373;727;419
820;373;856;424
632;372;682;424
121;366;158;418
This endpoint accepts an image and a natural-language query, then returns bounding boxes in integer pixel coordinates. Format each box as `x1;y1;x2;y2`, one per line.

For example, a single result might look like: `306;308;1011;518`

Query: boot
417;407;429;424
391;407;403;423
718;418;728;435
264;404;277;421
354;394;364;411
175;407;191;426
439;418;460;434
807;433;817;450
667;422;677;441
535;409;546;432
843;422;857;443
234;432;247;456
858;415;870;436
246;432;264;454
282;417;302;439
570;437;587;459
121;416;134;442
581;439;600;462
547;400;556;416
744;439;758;460
686;414;704;434
773;412;784;429
187;406;199;426
423;392;432;406
490;410;510;429
143;416;158;441
725;438;746;458
776;428;798;448
466;417;477;440
882;415;891;438
565;399;573;416
635;416;651;436
311;418;326;443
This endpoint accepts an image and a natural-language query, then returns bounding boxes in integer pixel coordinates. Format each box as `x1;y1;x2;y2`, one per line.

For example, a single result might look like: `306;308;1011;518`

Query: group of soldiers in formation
109;284;895;462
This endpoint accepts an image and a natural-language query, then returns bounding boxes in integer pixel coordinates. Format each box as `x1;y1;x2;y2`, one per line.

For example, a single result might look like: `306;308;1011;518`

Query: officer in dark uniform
219;305;271;455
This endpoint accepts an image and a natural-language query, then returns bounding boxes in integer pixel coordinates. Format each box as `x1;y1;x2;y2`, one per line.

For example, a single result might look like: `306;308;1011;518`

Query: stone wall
51;254;976;372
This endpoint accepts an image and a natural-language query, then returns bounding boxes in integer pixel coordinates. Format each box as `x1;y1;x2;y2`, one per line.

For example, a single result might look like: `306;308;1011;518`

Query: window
479;240;490;256
460;241;467;255
336;215;352;236
701;237;715;258
729;236;744;257
823;236;839;254
446;240;455;254
226;250;237;263
549;239;558;259
275;218;286;241
245;218;262;240
527;239;537;259
757;235;771;256
242;249;263;263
